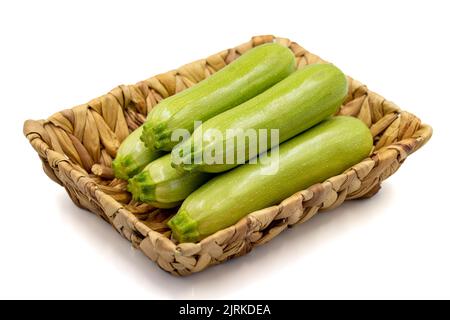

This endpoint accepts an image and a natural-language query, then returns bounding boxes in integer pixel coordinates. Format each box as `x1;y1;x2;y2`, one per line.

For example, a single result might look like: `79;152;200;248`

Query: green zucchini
112;125;162;180
127;154;210;208
168;116;373;243
141;43;296;151
172;63;348;173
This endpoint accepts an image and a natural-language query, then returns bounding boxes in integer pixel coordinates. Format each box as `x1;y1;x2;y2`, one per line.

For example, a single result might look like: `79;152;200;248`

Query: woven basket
23;35;432;276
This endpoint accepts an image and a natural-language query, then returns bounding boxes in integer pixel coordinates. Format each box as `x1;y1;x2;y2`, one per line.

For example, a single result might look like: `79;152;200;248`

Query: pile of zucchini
112;43;373;243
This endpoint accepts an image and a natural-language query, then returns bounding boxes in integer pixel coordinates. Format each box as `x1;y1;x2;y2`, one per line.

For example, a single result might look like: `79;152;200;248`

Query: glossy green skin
112;126;163;180
173;64;348;173
141;43;296;151
127;154;210;208
168;116;373;243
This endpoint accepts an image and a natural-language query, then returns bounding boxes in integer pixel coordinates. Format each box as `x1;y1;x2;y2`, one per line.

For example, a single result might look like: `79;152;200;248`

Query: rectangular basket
23;35;432;276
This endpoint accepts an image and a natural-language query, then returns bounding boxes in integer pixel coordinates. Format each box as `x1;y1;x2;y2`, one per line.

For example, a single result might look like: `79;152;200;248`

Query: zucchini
141;43;296;151
127;154;210;208
112;125;162;180
172;63;348;173
168;116;373;243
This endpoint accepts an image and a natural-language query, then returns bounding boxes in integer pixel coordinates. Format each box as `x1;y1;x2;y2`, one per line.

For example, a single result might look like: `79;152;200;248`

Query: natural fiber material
23;35;432;276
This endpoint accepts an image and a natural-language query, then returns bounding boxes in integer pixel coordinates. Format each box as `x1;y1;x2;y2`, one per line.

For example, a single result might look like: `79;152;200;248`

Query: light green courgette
172;63;348;173
168;116;373;243
127;154;210;208
141;43;296;151
112;125;163;180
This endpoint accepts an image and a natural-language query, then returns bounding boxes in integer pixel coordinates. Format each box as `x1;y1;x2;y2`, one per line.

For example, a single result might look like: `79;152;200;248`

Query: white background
1;0;449;299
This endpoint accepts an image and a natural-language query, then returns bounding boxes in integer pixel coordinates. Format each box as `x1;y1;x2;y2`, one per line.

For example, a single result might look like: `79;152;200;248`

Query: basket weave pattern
24;35;432;276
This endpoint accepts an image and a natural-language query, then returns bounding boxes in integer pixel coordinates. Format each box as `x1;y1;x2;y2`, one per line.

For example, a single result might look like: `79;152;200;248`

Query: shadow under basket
23;35;432;276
